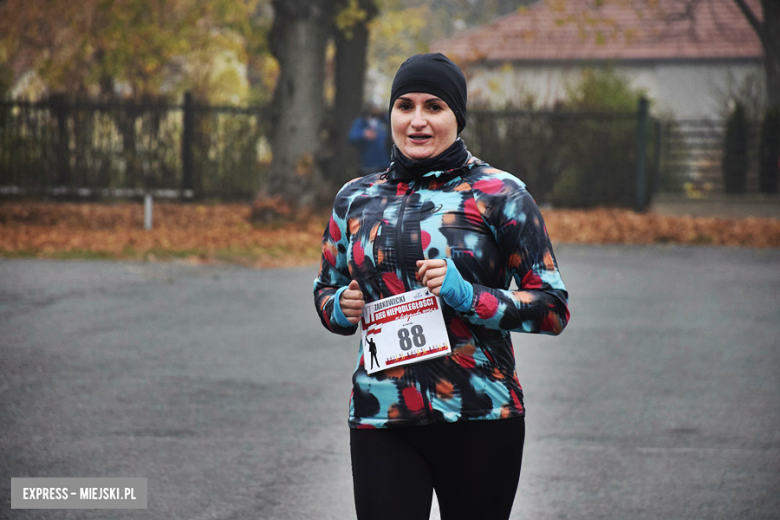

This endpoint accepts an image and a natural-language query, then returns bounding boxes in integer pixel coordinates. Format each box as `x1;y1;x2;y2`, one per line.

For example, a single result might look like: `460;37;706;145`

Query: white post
144;193;153;230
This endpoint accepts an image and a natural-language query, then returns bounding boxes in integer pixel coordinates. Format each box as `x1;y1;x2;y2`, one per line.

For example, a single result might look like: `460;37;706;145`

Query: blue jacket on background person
348;111;391;175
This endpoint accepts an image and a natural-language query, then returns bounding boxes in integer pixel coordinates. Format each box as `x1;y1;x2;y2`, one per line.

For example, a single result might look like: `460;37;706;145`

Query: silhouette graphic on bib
367;337;379;370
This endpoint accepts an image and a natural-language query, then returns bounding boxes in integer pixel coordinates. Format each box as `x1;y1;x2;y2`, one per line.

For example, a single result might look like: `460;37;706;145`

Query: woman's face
391;93;458;161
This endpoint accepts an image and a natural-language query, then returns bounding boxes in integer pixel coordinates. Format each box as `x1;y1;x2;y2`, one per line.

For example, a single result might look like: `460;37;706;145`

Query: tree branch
732;0;763;37
733;0;780;63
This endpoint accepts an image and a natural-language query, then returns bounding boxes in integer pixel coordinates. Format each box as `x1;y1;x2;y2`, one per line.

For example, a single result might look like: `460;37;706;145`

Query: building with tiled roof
431;0;764;119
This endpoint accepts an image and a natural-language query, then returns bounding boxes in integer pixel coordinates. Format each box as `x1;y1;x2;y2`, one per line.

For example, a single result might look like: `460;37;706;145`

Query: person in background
348;103;391;175
314;53;569;520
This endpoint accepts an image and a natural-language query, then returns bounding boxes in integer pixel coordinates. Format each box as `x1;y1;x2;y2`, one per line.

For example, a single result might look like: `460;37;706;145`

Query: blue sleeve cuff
332;286;356;328
442;258;474;313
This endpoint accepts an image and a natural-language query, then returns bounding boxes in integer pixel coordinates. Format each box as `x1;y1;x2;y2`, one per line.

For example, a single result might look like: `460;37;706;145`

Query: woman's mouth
408;134;432;143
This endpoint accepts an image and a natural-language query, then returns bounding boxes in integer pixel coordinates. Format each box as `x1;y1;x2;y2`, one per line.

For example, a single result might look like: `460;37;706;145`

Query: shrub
722;103;749;194
758;107;780;194
0;64;11;100
550;115;638;208
551;68;648;208
462;69;656;209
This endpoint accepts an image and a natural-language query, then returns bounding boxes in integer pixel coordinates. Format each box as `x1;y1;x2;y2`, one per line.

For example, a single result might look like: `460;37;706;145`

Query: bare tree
732;0;779;110
632;0;777;111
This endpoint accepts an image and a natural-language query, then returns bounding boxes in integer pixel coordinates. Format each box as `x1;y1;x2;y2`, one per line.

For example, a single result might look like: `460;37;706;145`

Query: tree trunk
326;0;377;187
762;0;780;110
255;0;334;220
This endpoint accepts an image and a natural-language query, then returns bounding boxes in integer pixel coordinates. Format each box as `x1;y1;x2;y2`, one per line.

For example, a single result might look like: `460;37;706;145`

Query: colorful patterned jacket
313;150;569;429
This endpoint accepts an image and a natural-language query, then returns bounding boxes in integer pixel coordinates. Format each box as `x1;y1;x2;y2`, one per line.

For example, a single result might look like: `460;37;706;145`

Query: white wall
465;61;764;120
654;62;764;120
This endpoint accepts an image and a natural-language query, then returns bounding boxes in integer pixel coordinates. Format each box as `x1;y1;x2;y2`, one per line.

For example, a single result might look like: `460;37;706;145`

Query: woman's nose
411;107;426;128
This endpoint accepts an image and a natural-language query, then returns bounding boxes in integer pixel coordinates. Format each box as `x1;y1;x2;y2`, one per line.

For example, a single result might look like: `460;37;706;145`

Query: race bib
360;288;452;375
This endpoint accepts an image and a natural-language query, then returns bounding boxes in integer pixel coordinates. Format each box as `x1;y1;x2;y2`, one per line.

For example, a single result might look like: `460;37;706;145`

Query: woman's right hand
340;280;365;325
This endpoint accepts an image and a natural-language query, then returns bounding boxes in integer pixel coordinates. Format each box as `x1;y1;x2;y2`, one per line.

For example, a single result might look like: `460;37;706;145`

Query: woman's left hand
416;259;447;296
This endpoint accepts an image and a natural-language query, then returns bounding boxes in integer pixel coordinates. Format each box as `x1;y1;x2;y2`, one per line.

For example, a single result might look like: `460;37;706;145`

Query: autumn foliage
0;202;778;267
543;208;780;248
0;202;324;267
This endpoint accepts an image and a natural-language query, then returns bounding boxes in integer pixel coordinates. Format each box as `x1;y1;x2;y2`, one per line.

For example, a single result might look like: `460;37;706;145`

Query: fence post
144;193;153;230
635;97;649;212
181;92;194;196
51;94;72;187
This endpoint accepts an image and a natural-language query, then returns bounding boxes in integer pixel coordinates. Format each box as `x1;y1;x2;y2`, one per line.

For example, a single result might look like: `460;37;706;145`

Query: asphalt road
1;245;779;520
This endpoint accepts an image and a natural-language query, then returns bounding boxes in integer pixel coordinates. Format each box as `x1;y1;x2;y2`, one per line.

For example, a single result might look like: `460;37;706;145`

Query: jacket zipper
395;182;434;422
395;186;413;292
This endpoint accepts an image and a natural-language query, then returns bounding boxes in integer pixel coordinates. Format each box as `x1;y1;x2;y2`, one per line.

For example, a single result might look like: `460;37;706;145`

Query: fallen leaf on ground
1;203;778;268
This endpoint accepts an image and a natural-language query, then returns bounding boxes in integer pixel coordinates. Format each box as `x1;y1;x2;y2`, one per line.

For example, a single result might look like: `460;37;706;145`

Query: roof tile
432;0;763;63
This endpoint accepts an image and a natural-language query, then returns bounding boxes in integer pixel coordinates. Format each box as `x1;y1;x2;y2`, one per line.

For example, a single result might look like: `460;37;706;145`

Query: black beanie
389;53;468;133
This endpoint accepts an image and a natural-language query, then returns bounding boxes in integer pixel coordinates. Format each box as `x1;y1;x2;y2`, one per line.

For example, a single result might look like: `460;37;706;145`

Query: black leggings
350;417;525;520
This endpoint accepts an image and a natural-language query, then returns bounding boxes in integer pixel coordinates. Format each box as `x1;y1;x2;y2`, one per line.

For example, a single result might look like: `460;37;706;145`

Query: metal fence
462;103;659;209
0;94;271;200
659;119;762;193
1;96;666;207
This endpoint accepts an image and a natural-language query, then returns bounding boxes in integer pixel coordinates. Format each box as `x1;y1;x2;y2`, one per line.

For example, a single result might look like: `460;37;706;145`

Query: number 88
398;325;426;350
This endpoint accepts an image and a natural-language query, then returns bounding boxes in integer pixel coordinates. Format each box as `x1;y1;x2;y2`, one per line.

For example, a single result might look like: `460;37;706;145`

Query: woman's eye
398;103;412;110
427;104;442;111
